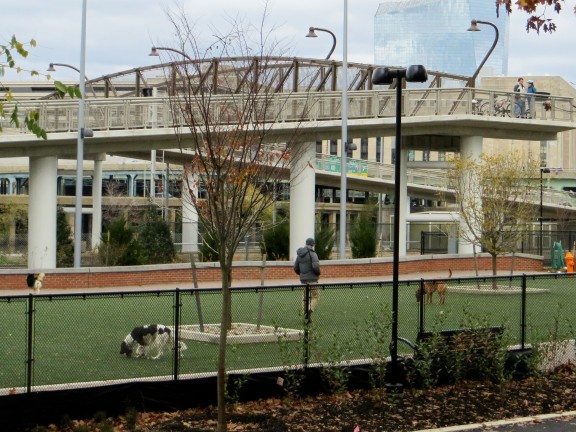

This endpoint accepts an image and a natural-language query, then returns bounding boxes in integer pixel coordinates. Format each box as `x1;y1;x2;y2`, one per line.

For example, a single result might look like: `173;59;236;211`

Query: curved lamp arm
149;46;193;62
306;27;337;60
468;19;499;87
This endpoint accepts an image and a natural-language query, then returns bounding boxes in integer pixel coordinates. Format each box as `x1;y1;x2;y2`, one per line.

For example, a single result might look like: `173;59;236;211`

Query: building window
316;140;323;154
360;137;368;160
376;137;382;162
0;178;8;195
330;139;338;155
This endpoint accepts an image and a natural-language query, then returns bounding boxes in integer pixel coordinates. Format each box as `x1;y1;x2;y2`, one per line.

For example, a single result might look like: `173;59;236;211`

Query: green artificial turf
0;274;574;390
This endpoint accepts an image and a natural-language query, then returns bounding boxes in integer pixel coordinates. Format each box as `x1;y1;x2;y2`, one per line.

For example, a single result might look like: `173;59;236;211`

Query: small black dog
120;324;160;358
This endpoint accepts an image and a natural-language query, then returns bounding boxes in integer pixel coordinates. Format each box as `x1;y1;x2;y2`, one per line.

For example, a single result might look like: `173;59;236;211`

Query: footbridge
1;56;575;268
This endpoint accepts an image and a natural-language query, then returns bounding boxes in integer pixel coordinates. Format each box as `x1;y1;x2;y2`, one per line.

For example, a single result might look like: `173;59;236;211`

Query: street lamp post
339;0;349;260
540;167;551;256
306;4;349;259
467;19;499;88
305;26;337;60
73;0;89;268
372;64;428;388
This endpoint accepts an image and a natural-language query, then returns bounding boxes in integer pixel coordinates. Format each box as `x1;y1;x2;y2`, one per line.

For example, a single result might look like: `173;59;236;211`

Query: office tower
374;0;509;83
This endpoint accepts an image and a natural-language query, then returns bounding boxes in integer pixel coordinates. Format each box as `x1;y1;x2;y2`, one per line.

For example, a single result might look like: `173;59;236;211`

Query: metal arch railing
39;56;470;100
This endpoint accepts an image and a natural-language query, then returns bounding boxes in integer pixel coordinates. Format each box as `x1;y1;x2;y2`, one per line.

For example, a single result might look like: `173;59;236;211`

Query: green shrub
261;219;290;260
98;217;141;266
350;212;377;258
56;206;74;267
314;223;335;260
199;231;219;262
137;206;176;264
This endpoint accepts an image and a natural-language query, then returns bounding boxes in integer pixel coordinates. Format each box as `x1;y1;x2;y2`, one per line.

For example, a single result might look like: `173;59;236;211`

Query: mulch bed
41;366;576;432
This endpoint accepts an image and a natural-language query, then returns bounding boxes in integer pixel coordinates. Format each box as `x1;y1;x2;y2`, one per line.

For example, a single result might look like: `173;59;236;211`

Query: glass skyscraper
374;0;509;83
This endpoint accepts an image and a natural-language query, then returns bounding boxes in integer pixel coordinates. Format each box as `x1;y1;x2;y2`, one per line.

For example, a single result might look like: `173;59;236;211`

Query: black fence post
418;279;425;338
521;274;527;350
173;288;181;381
303;284;311;368
26;294;35;393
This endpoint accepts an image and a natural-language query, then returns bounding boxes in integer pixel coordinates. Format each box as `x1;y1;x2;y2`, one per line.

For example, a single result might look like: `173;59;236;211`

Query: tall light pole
467;19;499;88
338;0;349;260
540;167;550;256
306;27;337;60
73;0;88;268
372;64;428;388
306;6;349;258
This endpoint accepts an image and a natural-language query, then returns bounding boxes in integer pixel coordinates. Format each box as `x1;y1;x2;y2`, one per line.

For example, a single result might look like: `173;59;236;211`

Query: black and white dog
137;326;188;360
120;324;187;360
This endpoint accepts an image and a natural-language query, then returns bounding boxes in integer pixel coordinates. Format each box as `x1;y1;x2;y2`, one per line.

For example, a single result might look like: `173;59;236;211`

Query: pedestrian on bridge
513;77;527;118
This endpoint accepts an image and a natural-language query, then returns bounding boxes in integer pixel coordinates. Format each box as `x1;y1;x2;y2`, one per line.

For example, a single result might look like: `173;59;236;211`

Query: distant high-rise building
374;0;509;83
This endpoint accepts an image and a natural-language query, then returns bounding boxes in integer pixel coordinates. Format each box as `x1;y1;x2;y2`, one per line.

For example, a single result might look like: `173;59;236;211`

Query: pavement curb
412;410;576;431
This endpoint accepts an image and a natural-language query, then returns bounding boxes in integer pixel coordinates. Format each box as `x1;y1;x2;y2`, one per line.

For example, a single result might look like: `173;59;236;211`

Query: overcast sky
2;0;576;85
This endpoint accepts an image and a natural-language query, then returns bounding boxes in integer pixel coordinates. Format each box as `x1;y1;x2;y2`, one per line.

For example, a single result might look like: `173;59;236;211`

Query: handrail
1;87;573;135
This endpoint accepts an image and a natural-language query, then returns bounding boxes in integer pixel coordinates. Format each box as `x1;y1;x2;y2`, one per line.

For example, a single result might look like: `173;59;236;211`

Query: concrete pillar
91;159;103;250
28;156;57;269
290;142;316;260
458;135;483;254
181;166;198;253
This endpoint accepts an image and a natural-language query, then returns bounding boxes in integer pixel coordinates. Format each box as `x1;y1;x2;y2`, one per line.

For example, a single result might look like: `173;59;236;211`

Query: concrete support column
458;135;483;254
290;142;316;260
28;156;57;269
181;166;198;253
91;159;103;250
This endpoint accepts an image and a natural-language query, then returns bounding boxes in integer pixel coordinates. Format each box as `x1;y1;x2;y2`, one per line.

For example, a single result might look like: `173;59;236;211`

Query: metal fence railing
2;228;576;267
1;273;574;395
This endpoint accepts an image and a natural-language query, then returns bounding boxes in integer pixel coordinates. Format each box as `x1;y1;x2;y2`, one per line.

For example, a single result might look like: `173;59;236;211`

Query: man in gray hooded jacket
294;237;321;311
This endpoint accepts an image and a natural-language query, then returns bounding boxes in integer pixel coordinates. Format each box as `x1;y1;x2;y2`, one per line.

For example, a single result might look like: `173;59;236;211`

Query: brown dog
416;269;452;305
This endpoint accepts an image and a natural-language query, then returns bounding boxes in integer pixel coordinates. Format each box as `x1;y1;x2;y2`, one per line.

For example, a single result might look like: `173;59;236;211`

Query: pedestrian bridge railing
1;87;573;135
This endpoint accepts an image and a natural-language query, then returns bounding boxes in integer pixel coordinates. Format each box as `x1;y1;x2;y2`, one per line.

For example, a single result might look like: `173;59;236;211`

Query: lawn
0;273;573;391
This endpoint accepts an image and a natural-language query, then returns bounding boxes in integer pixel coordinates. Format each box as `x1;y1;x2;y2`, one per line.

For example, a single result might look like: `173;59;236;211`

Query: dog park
1;271;574;394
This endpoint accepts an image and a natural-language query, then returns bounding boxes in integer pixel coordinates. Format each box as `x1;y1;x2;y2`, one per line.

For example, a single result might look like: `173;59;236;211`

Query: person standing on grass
294;237;321;312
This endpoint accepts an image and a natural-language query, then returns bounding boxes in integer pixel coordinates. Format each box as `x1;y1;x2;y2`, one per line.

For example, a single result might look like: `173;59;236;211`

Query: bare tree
158;6;313;431
447;152;540;281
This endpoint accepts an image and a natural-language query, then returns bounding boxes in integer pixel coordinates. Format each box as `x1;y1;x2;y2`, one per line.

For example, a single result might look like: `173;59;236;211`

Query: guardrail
1;273;574;395
1;88;573;135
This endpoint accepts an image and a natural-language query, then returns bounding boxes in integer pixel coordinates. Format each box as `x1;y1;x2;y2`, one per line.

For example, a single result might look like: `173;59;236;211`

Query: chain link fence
1;273;575;395
4;228;576;267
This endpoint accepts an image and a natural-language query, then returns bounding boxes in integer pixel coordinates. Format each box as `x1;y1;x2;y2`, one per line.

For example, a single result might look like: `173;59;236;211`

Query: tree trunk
491;253;498;290
472;245;481;290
